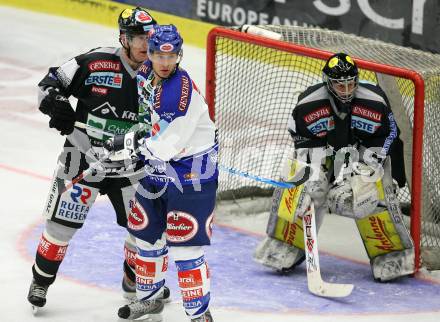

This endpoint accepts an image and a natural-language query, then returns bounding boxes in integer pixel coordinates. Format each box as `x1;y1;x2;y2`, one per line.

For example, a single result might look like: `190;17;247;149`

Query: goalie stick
303;202;354;297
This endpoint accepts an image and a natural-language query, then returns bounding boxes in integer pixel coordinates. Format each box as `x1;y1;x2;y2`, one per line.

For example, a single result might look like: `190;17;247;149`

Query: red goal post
205;25;440;272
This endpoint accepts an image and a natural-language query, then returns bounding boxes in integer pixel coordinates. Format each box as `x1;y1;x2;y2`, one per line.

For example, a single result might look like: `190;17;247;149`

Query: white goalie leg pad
370;158;415;281
372;248;415;282
254;236;305;271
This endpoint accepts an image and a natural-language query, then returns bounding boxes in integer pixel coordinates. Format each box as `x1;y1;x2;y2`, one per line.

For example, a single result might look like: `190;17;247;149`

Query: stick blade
309;279;354;298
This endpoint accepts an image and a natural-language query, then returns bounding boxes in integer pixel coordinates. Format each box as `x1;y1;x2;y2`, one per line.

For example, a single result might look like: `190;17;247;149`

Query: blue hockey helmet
148;24;183;54
118;7;157;35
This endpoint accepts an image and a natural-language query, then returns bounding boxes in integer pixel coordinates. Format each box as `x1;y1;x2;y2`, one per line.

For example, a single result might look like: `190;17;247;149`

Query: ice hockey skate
191;309;213;322
122;274;171;302
118;298;164;321
27;279;49;314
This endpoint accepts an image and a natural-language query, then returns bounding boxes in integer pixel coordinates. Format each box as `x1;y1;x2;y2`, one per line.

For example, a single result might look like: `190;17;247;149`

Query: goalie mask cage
206;25;440;271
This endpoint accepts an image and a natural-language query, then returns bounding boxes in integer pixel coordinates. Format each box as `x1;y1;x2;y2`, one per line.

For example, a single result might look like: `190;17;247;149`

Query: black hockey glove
40;89;76;135
104;131;140;162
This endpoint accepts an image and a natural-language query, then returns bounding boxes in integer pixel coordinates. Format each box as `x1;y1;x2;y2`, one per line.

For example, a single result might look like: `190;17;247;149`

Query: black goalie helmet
118;7;157;35
322;53;359;103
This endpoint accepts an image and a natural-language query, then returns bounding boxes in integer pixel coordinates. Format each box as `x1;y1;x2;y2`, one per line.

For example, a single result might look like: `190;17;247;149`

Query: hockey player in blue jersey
109;25;218;322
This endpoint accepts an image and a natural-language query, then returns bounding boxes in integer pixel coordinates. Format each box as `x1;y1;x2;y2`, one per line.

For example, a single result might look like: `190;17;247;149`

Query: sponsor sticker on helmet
121;9;132;19
160;43;174;52
128;199;149;230
166;211;199;243
136;11;153;23
328;57;339;68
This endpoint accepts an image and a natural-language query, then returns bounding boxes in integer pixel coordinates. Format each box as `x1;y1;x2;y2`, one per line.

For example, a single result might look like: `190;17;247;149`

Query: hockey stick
219;164;311;189
61;155;109;194
74;121;115;137
302;202;354;297
73;121;311;189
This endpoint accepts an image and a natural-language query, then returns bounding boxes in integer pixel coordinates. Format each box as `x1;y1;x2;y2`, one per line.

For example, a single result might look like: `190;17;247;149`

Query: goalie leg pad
372;248;415;282
254;236;305;272
254;157;329;272
356;158;415;280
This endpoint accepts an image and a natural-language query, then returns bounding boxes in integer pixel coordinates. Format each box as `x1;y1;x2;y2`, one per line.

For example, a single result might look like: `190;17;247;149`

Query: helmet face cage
148;24;183;56
118;7;156;36
322;53;359;103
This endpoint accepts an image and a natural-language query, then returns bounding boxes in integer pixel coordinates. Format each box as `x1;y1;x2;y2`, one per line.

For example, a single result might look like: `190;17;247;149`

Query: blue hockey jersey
137;61;218;187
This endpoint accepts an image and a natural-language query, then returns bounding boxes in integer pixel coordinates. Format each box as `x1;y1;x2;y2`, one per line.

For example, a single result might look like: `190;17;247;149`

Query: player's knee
136;232;167;251
45;220;77;242
170;246;204;261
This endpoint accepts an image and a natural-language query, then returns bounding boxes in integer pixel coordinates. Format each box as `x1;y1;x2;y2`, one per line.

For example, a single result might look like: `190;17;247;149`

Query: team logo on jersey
307;116;334;136
88;60;121;72
70;185;92;205
135;11;153;23
92;102;119;117
352;105;382;122
128;199;149;231
54;184;96;224
85;72;123;88
205;213;214;239
351;116;380;134
179;75;190;111
91;86;108;96
303;106;331;124
166;211;199;243
153;85;163;110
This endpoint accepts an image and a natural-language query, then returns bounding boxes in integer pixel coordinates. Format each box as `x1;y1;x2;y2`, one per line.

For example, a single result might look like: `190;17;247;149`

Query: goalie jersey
137;60;219;186
287;82;406;186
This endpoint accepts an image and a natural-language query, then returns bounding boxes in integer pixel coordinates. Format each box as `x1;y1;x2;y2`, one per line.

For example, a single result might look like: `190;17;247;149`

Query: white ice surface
0;5;439;322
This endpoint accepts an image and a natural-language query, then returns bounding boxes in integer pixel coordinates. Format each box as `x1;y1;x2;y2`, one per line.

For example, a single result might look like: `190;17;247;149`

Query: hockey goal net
206;25;440;271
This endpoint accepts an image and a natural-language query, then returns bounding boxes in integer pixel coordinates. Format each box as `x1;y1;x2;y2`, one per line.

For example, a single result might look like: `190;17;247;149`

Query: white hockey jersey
137;60;218;186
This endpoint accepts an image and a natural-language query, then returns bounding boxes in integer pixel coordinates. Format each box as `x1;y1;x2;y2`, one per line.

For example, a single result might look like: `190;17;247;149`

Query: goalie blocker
254;153;415;282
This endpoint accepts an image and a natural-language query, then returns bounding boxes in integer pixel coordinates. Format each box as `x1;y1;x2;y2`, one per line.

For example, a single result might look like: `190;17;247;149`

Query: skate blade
118;314;163;322
123;293;171;304
31;305;39;315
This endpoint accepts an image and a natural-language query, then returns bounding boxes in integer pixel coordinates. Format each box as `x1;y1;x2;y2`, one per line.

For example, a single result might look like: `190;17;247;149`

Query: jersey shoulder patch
157;69;193;116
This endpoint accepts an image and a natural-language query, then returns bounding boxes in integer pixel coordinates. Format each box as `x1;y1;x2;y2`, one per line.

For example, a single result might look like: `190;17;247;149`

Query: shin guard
173;246;211;319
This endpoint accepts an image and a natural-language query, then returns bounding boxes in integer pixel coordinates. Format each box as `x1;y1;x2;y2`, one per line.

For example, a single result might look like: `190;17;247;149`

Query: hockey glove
40;89;76;135
104;131;140;162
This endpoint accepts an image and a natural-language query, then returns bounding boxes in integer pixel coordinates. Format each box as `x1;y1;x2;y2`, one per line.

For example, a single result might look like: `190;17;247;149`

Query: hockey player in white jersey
254;52;415;282
105;25;218;321
26;7;171;313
